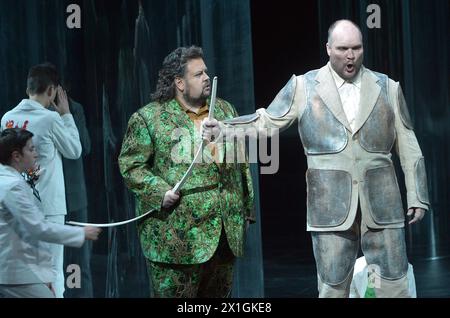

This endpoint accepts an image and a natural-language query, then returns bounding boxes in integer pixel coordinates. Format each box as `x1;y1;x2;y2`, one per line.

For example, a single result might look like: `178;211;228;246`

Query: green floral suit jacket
119;98;254;264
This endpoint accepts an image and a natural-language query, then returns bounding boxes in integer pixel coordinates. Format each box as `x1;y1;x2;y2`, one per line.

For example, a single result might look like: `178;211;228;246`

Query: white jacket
0;164;84;284
1;99;82;216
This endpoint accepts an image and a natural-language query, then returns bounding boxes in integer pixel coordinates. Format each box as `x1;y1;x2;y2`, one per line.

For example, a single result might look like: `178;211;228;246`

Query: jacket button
353;180;358;185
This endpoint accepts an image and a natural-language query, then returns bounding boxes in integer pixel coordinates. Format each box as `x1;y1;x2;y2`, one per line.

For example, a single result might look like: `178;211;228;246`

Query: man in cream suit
1;63;82;297
0;128;100;298
202;20;429;297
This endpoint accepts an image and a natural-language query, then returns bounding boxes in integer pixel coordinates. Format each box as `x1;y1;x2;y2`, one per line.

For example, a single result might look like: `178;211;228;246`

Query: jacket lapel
315;66;352;132
211;100;227;164
163;99;195;134
352;69;381;134
163;99;223;164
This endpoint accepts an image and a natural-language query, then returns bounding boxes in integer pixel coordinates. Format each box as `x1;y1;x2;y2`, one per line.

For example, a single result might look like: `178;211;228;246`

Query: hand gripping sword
67;77;218;228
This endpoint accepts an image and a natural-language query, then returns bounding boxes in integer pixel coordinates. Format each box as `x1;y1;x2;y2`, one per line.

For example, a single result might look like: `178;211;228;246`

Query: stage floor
263;237;450;298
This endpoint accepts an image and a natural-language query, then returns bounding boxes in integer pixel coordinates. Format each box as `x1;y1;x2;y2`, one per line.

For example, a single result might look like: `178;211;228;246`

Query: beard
184;86;210;107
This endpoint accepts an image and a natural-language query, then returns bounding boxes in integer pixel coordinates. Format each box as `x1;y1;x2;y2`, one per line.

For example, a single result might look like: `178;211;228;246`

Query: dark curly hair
151;46;204;103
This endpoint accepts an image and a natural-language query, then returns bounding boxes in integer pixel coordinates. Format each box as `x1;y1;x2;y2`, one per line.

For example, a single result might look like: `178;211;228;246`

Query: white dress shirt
328;62;363;132
1;99;82;216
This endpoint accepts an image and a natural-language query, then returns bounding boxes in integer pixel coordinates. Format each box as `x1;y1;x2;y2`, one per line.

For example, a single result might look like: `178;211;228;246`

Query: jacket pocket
364;165;405;224
306;169;352;227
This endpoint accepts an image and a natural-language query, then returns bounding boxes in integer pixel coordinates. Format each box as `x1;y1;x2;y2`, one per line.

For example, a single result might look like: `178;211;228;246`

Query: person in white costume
1;63;83;297
202;20;429;298
0;128;101;298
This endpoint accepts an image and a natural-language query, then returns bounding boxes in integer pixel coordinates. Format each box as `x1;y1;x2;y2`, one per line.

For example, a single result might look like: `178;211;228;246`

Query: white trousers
45;214;65;298
0;283;54;298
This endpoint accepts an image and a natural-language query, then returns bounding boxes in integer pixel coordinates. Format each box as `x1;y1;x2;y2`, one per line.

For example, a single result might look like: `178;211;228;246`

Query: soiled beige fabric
222;64;429;232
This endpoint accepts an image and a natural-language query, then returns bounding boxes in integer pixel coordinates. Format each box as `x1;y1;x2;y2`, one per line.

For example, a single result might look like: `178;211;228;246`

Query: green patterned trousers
148;229;235;298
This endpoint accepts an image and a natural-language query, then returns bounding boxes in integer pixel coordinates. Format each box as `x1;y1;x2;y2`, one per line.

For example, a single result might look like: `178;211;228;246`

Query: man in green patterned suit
118;46;255;298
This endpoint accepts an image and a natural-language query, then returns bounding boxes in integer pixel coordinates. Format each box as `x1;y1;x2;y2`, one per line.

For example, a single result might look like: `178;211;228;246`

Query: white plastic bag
349;256;417;298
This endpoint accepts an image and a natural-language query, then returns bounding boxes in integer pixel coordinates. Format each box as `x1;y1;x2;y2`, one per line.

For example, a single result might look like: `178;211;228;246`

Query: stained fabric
317;0;449;264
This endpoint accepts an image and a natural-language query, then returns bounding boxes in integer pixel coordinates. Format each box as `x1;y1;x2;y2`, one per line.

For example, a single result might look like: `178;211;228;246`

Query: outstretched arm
4;182;92;247
202;75;306;141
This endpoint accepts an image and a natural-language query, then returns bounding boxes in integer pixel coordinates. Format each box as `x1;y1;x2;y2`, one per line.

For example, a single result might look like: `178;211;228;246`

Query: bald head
326;20;364;80
327;20;362;45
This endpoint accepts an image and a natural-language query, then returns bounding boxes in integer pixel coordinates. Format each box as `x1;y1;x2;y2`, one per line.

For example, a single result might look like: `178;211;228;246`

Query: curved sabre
66;209;156;228
68;77;218;227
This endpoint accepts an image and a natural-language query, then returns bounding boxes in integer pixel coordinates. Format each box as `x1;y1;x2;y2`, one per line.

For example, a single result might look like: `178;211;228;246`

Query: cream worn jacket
222;64;429;231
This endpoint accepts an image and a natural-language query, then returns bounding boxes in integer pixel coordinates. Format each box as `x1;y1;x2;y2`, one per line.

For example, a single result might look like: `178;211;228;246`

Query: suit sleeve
219;76;306;138
227;102;256;222
118;112;172;215
391;81;430;211
3;181;85;247
50;112;82;159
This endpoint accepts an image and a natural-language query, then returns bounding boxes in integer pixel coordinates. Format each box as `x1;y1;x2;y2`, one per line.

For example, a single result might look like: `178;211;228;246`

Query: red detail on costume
5;120;14;128
4;120;30;130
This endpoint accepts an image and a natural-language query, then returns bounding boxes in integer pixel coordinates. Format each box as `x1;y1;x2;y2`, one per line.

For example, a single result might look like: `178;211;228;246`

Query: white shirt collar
17;99;47;110
328;62;363;89
0;164;22;178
